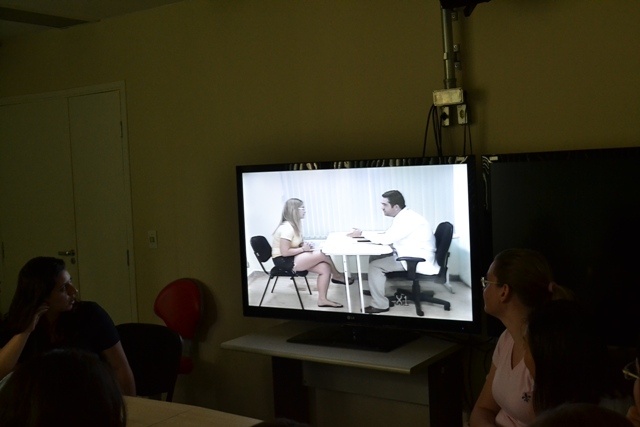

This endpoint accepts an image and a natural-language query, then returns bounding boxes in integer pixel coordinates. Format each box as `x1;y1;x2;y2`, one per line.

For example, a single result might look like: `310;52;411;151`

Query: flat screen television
236;156;482;351
482;147;640;347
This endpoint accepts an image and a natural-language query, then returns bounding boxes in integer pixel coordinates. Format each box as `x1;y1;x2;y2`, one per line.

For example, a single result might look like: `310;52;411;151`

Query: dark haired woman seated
0;257;135;395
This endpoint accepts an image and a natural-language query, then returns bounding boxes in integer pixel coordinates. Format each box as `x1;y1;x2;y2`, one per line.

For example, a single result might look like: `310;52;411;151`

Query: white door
0;85;136;324
0;97;80;302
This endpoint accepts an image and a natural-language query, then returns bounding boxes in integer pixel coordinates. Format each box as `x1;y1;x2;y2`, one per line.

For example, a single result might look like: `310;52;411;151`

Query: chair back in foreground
154;278;204;375
116;323;181;401
249;235;311;309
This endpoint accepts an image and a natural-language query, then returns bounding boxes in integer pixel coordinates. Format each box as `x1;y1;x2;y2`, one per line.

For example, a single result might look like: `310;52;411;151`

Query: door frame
0;81;137;320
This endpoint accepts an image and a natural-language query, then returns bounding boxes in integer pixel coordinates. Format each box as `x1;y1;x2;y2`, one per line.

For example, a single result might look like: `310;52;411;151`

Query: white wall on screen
242;171;284;271
242;164;471;283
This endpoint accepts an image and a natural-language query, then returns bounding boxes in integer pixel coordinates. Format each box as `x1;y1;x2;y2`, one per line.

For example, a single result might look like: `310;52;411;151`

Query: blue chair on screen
250;235;312;309
385;221;453;316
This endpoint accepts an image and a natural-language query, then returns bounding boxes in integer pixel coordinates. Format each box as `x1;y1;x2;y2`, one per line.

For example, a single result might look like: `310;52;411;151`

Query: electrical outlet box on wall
457;104;468;124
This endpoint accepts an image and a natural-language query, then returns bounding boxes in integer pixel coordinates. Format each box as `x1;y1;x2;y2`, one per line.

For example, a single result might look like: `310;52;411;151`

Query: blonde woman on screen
272;198;351;308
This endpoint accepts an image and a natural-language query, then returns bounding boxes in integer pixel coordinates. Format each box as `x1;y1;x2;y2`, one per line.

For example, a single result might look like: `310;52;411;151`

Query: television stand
222;321;463;427
287;324;421;352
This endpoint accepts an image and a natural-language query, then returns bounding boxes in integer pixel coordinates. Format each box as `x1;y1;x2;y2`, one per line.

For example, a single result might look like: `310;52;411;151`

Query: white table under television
222;321;464;427
320;231;392;312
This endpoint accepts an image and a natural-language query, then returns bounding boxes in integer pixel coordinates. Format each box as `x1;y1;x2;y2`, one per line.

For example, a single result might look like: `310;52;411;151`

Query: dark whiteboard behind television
236;156;482;338
483;147;640;347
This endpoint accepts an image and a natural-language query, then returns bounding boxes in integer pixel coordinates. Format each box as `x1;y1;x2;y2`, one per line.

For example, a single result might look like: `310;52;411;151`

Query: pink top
491;330;535;427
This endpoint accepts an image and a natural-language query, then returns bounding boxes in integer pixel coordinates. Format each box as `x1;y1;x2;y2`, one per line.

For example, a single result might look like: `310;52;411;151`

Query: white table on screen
321;231;392;313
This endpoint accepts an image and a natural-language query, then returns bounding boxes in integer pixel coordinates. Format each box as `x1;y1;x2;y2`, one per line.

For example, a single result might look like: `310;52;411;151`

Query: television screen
483;147;640;347
236;156;482;349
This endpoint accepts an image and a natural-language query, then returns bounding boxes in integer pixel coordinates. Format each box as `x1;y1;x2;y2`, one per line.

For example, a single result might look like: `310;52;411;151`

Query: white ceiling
0;0;183;42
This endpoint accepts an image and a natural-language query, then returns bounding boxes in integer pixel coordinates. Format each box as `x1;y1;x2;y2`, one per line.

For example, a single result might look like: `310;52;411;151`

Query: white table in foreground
125;396;260;427
321;231;392;312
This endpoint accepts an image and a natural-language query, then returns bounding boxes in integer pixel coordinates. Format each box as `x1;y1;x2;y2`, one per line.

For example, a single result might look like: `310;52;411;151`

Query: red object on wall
154;278;203;374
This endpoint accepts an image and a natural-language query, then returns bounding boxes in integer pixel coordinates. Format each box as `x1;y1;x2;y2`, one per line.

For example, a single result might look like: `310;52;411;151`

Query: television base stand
286;324;420;352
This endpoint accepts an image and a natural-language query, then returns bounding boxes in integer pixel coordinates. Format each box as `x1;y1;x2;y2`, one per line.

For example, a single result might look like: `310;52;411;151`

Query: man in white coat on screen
348;190;439;313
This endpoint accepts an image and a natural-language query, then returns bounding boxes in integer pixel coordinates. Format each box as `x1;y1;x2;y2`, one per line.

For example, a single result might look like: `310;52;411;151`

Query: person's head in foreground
0;348;126;427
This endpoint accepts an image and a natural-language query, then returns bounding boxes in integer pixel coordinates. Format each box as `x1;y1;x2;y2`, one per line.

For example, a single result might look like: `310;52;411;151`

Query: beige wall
1;0;638;421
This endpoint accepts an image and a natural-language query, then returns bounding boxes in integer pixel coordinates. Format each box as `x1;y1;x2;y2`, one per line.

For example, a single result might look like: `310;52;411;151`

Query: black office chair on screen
386;221;454;316
250;235;312;309
116;322;182;401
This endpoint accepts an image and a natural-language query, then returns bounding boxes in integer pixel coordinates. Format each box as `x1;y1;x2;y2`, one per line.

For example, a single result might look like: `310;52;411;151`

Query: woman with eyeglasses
272;198;351;308
470;248;571;427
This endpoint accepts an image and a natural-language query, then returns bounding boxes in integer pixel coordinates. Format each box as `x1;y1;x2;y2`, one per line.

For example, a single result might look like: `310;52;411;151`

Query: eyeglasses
623;359;639;381
481;277;501;289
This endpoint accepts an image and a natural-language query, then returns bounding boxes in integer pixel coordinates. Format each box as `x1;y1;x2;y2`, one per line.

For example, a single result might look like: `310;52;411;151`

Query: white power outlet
457;104;468;124
440;106;450;126
147;230;158;249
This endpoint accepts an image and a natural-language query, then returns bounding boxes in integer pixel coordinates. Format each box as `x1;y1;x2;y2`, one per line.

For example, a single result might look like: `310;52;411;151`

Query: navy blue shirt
0;301;119;363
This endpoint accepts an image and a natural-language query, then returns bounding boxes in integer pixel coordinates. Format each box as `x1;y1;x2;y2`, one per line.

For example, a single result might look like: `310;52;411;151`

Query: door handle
57;249;76;256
